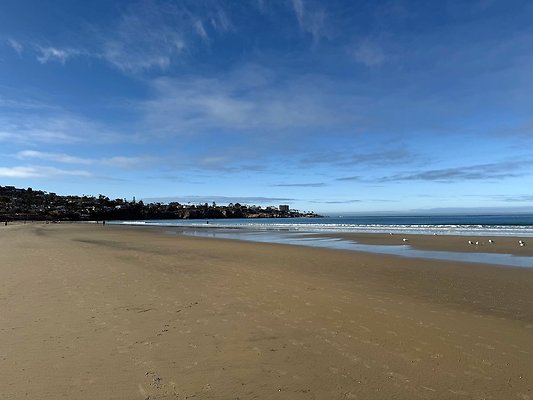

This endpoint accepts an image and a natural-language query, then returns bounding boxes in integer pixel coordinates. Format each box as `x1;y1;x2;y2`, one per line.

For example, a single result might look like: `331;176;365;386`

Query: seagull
475;241;479;245
519;240;525;245
520;242;526;247
488;239;495;244
389;232;394;235
468;241;474;245
402;238;409;242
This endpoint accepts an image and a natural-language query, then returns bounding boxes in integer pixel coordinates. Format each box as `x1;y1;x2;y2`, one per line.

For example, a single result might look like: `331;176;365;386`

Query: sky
1;0;533;214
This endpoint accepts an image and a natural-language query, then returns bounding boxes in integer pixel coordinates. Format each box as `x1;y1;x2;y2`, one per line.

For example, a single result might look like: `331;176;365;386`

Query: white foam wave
113;220;533;237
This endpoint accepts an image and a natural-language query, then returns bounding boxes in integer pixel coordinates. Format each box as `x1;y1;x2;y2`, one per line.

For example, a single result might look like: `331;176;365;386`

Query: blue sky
1;0;533;214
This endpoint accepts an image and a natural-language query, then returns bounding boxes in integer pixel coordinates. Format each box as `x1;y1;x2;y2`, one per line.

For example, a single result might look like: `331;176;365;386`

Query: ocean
112;214;533;237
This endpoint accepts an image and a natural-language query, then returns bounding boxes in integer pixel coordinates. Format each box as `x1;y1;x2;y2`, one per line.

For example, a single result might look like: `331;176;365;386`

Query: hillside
0;186;320;222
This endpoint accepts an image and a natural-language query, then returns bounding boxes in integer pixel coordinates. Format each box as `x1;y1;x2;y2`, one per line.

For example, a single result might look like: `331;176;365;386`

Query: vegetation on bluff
0;186;320;221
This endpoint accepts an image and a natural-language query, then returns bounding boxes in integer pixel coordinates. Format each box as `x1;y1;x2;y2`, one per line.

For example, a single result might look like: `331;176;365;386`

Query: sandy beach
2;223;533;399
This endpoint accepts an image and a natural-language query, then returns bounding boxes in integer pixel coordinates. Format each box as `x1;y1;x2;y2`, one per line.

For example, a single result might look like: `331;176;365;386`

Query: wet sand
1;223;533;399
315;232;533;256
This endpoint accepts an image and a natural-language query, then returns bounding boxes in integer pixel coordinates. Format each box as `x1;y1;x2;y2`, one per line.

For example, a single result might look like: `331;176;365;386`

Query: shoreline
105;221;533;257
313;232;533;257
7;220;533;263
162;225;533;266
2;223;533;399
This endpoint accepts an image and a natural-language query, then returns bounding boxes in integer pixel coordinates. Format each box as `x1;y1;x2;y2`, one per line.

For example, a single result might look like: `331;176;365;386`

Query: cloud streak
6;38;23;54
17;150;92;164
16;150;154;168
336;175;363;181
0;166;92;178
290;0;329;43
379;161;530;183
36;47;84;64
272;182;326;187
304;149;417;168
0;109;132;145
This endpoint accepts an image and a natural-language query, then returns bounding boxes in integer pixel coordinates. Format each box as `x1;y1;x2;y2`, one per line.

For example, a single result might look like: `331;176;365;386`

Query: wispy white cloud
0;166;92;178
0;111;130;145
141;64;359;136
0;96;60;111
193;19;209;41
6;38;23;54
290;0;329;43
209;8;232;33
466;193;533;202
5;2;190;72
379;160;532;183
102;156;152;168
0;126;80;144
291;0;305;24
303;149;418;167
351;39;387;66
17;150;92;164
16;150;154;168
102;2;186;73
6;1;332;75
272;182;326;187
0;92;137;145
98;1;232;73
99;1;234;73
197;155;233;169
36;46;84;64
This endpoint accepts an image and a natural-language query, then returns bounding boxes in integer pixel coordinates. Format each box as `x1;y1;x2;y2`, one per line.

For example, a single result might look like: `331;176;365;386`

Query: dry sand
1;223;533;399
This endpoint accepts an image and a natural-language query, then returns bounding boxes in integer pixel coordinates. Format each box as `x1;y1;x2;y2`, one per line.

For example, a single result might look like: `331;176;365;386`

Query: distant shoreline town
0;186;321;222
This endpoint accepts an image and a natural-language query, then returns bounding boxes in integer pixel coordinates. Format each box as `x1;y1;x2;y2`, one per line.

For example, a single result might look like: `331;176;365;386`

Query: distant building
279;205;289;212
